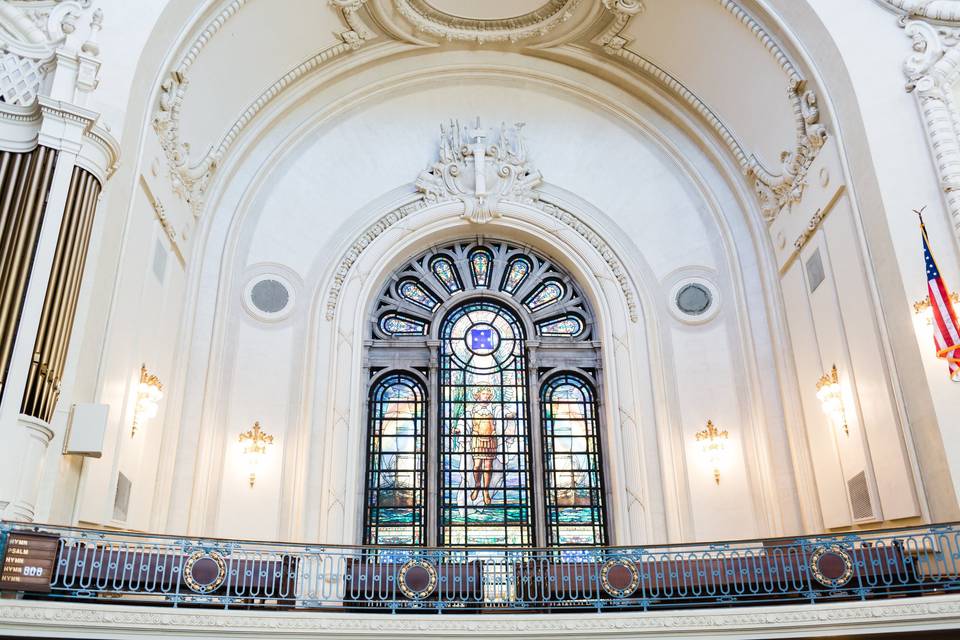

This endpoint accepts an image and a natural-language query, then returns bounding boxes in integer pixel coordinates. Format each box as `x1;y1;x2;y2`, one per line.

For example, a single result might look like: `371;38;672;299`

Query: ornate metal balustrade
2;521;959;613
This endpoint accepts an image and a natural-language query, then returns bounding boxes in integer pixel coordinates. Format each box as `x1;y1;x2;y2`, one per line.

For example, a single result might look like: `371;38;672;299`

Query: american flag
921;214;960;381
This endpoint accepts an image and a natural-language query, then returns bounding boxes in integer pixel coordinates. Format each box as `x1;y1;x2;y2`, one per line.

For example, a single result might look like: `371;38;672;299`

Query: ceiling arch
144;0;829;226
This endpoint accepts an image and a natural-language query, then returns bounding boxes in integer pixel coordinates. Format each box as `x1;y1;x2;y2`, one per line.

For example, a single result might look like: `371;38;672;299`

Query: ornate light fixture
816;365;848;436
131;365;163;437
695;420;729;485
914;291;960;325
238;421;273;488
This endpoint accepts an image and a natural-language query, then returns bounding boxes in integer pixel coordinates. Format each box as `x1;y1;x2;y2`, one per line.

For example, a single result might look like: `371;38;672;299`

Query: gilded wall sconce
816;365;848;436
695;420;729;485
131;364;163;437
239;421;273;488
914;292;960;326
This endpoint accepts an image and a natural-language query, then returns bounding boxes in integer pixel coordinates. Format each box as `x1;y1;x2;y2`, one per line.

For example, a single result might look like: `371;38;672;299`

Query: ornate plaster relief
392;0;582;43
900;17;960;245
597;0;828;222
325;119;639;323
879;0;960;22
152;0;374;217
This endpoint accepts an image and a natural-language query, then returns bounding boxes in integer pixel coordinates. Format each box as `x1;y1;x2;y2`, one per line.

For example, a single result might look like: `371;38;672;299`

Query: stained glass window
439;301;534;546
537;315;585;338
398;279;439;311
500;257;531;294
524;280;564;311
379;313;427;336
430;256;462;293
540;374;607;546
469;249;493;288
363;374;428;545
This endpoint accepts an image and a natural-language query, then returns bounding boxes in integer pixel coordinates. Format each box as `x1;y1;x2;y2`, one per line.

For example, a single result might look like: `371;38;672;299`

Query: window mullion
527;343;548;548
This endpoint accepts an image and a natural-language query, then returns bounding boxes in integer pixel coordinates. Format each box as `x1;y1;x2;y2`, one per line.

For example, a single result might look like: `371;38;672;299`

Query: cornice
595;0;827;222
3;595;960;637
152;0;374;218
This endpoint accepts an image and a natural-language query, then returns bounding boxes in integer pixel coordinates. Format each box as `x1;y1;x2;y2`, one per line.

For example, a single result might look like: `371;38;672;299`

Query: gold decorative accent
816;365;848;437
600;558;640;598
183;550;227;594
239;421;273;488
397;558;438;600
131;364;163;437
809;545;854;588
913;291;960;324
695;420;729;485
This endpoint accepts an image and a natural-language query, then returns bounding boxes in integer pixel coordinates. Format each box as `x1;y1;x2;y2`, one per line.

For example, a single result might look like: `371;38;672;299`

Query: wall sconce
131;364;163;437
238;421;273;488
914;292;960;325
816;365;848;436
695;420;729;485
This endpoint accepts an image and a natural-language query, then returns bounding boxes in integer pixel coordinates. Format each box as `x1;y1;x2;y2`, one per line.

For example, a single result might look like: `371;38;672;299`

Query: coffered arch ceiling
151;0;827;222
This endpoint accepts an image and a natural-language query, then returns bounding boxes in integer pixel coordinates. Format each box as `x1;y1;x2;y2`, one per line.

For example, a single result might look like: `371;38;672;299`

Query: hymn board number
0;531;59;593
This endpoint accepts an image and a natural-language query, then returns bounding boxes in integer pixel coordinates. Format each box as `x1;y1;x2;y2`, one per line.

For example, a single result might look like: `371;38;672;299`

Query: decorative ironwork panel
439;301;534;546
540;374;607;546
363;374;428;546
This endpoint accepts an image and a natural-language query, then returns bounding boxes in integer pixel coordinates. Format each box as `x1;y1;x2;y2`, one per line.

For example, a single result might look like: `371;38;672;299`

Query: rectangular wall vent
113;472;131;522
848;470;874;520
152;236;167;282
805;248;826;293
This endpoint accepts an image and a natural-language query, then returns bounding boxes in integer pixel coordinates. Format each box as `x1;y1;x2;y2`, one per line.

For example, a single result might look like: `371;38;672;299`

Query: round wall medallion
600;558;640;598
668;277;720;325
184;550;227;593
397;558;438;599
243;273;296;322
810;545;854;588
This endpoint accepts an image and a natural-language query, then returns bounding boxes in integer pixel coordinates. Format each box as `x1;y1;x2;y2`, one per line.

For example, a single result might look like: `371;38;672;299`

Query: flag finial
914;205;927;223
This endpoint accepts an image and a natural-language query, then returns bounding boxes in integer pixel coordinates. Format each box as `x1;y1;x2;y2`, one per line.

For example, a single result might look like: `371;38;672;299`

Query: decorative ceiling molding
596;0;827;222
152;0;374;217
902;18;960;247
391;0;582;44
878;0;960;23
415;119;541;224
326;123;640;323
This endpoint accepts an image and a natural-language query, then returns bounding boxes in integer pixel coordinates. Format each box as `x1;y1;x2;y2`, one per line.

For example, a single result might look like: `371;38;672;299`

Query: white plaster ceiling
423;0;551;20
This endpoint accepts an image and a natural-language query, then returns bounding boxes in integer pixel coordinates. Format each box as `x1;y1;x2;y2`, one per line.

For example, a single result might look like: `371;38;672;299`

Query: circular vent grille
251;279;290;314
676;283;712;316
244;273;295;321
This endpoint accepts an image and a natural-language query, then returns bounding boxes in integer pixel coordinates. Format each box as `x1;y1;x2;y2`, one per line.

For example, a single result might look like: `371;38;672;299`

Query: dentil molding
4;595;960;638
596;0;828;222
391;0;583;44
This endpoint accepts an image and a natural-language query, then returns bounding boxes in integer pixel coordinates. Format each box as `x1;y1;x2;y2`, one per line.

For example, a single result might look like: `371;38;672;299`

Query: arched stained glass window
524;280;564;311
430;255;462;293
365;240;606;548
363;374;428;546
540;374;607;546
469;248;493;288
500;257;531;294
398;279;439;311
439;301;534;546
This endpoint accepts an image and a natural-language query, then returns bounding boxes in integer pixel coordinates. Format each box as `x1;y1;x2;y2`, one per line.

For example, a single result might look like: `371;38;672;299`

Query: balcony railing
2;521;960;613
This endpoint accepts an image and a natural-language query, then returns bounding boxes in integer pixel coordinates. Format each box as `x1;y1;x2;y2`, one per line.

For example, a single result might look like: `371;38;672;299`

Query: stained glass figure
430;256;462;293
540;375;607;546
469;249;493;288
500;257;531;294
379;313;427;336
537;315;584;338
439;301;534;546
363;374;427;545
524;280;564;311
398;279;439;311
